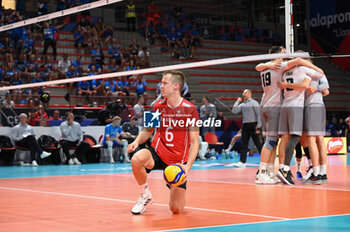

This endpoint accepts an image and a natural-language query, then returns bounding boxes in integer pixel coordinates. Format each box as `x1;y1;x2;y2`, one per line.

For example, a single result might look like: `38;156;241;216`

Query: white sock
259;162;267;172
308;159;312;166
140;183;150;195
320;165;327;175
227;145;233;151
313;166;320;176
283;165;290;172
297;161;301;172
279;164;284;169
267;163;275;173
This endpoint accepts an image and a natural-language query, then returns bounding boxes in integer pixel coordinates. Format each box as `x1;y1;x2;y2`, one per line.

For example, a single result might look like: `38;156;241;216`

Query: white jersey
281;66;320;107
260;61;288;108
305;75;329;106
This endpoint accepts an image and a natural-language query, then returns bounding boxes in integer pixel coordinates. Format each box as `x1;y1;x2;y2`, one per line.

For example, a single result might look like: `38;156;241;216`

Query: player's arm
128;128;155;152
278;77;311;90
255;61;281;71
231;98;242;114
183;126;199;175
286;58;324;75
308;75;330;95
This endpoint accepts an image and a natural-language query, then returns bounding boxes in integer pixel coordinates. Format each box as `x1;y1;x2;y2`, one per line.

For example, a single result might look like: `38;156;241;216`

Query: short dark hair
268;46;285;54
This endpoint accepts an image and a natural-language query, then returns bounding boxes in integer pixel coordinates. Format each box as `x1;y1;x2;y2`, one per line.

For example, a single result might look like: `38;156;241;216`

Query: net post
285;0;294;53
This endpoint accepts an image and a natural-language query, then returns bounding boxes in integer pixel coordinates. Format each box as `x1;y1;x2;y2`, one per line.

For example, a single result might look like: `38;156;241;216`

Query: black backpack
0;135;15;166
38;135;61;165
83;135;101;163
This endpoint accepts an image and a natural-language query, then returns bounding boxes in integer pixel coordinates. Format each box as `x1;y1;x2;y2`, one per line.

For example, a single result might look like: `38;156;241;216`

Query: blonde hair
163;70;186;93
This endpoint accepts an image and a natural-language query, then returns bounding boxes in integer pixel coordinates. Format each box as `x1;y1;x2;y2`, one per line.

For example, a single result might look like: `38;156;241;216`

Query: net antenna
285;0;294;53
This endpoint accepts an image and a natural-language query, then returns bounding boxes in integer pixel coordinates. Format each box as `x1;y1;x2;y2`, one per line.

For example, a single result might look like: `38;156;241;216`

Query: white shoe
110;158;115;163
131;192;153;215
303;166;313;181
68;159;74;165
268;171;281;183
124;156;131;163
233;161;246;168
73;157;81;165
40;151;51;159
32;160;38;167
256;171;275;184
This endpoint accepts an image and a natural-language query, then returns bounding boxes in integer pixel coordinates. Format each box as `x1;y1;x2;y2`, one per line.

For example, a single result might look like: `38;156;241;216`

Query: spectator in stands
166;27;178;50
94;17;105;41
90;43;104;66
133;94;144;128
101;23;114;45
91;78;105;104
42;55;56;81
116;75;131;104
40;22;59;60
12;113;51;166
50;110;62;121
128;38;140;63
58;53;71;79
72;55;84;72
133;74;147;97
38;0;48;15
88;58;102;73
2;93;14;109
147;0;160;22
144;20;156;44
25;54;38;81
107;58;119;73
39;118;49;127
1;37;14;64
121;115;139;160
126;0;136;32
74;25;88;54
10;73;23;103
157;23;168;44
181;82;191;100
103;115;123;163
4;63;15;86
200;96;217;136
65;65;76;94
60;112;90;165
34;104;49;121
98;103;113;125
108;39;122;65
180;36;190;59
77;79;92;105
138;46;150;68
57;0;66;11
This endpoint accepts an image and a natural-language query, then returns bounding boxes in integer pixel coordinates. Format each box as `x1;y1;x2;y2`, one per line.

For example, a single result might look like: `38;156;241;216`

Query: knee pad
263;136;278;151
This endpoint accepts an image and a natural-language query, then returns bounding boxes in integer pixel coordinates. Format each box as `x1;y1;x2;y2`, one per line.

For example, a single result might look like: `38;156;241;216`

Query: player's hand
180;163;190;176
269;61;281;70
307;86;318;94
277;79;288;89
256;127;261;134
237;97;242;103
127;142;138;153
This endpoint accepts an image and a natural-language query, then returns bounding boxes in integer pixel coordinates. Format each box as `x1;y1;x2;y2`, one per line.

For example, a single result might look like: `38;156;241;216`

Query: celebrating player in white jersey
255;46;324;184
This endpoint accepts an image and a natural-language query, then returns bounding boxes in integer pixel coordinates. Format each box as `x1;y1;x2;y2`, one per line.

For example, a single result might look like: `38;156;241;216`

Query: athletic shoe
321;174;328;184
296;171;303;180
73;157;81;165
68;159;74;165
277;169;295;186
131;192;153;215
303;166;313;181
40;151;52;159
268;171;281;183
255;170;276;184
302;174;322;185
32;160;38;167
233;161;246;168
124;156;131;163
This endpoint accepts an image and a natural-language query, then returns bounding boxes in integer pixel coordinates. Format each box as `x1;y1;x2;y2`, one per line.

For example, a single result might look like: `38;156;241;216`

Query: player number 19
262;72;271;87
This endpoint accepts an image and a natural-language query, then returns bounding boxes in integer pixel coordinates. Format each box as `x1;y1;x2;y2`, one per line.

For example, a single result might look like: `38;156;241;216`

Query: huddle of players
255;46;330;185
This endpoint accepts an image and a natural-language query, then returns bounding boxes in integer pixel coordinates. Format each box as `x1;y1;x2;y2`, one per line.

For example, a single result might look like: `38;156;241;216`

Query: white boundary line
0;186;288;220
154;213;350;232
0;0;123;32
0;52;310;92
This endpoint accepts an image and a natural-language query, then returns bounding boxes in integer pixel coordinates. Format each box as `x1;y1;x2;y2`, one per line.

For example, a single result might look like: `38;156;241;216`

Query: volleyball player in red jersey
128;70;200;215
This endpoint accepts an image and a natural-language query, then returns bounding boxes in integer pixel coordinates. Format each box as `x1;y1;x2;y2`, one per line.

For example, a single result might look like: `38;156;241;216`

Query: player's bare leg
169;186;186;214
131;149;155;214
278;134;289;168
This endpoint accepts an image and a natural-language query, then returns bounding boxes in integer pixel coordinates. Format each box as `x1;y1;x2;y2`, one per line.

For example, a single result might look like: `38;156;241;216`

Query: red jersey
151;98;199;165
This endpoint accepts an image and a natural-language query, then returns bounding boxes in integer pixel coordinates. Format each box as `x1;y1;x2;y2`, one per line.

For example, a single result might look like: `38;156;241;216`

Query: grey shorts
304;104;326;136
260;107;280;136
278;107;304;136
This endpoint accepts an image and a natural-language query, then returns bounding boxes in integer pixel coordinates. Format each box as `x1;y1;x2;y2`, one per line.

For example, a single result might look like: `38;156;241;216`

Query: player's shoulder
153;98;167;108
181;98;195;108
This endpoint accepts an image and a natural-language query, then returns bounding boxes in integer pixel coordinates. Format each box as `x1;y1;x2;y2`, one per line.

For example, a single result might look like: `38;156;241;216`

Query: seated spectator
166;27;178;49
144;20;156;44
50;110;62;121
2;93;14;109
77;80;92;105
101;23;114;45
121;115;139;161
138;46;150;68
117;75;135;104
133;74;147;97
60;112;90;165
72;55;84;72
58;53;71;79
157;23;168;44
65;65;77;94
102;116;123;163
39;118;49;127
91;78;105;104
133;94;144;128
88;58;102;73
128;38;139;63
42;55;56;81
34;104;49;121
74;25;88;54
90;43;104;66
108;39;122;65
94;17;105;41
107;59;119;73
12;113;51;166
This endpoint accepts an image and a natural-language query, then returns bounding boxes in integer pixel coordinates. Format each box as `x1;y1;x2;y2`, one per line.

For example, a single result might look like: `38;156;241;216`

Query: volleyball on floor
163;164;187;187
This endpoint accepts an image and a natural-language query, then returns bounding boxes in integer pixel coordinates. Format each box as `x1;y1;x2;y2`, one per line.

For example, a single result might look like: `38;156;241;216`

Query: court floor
0;154;349;232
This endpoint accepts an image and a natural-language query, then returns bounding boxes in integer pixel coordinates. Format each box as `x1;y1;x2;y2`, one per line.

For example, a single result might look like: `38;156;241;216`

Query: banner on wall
309;0;350;70
324;137;347;154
